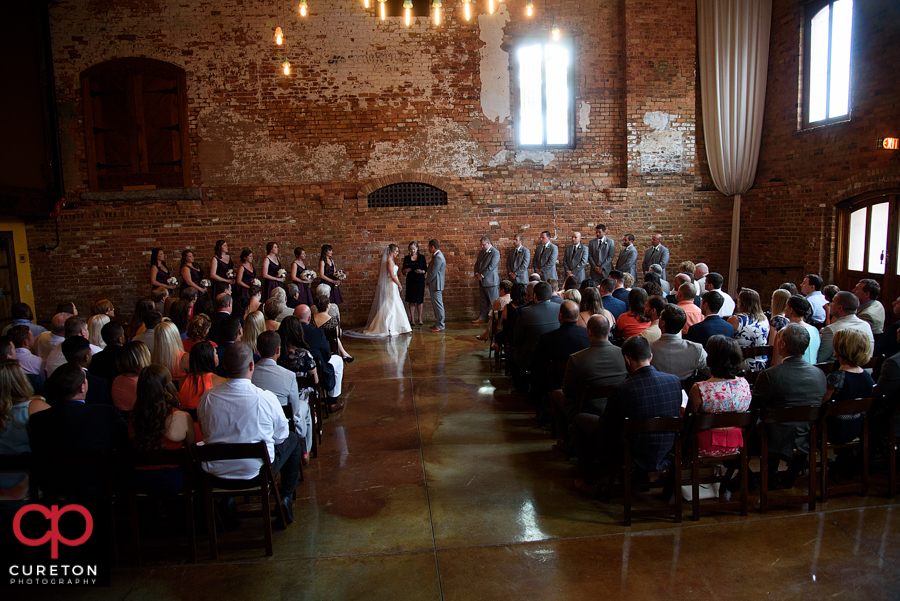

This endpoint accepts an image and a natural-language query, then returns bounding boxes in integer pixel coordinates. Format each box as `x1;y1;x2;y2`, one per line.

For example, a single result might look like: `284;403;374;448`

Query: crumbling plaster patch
478;5;512;123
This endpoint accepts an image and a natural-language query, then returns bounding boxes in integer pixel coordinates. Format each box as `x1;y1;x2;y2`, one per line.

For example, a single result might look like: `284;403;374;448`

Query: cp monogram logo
13;504;94;559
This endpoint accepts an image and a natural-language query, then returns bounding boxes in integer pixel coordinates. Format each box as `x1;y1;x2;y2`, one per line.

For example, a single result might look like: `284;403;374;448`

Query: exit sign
878;137;899;150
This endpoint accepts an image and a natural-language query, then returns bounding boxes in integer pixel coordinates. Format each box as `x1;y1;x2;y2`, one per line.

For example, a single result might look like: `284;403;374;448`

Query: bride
349;244;412;337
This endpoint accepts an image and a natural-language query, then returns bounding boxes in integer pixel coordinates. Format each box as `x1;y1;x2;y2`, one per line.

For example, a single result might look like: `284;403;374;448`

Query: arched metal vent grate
367;183;448;208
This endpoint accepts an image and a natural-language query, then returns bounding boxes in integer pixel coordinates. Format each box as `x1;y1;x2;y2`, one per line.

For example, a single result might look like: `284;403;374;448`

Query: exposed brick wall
28;0;748;325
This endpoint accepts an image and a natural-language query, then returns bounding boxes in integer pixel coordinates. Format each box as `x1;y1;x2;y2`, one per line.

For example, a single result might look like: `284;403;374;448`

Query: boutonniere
486;248;491;254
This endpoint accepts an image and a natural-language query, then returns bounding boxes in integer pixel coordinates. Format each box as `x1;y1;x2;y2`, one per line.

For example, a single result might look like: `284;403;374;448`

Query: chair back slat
127;448;190;469
192;441;271;465
821;397;874;418
761;405;822;424
742;345;773;359
690;411;755;431
622;416;683;435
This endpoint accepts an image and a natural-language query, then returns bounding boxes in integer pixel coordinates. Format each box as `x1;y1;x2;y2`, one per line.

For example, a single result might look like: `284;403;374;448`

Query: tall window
803;0;853;128
513;39;574;148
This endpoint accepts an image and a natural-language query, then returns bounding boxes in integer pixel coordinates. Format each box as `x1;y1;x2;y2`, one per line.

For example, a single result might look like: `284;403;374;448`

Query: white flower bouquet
200;279;211;288
226;269;235;279
251;278;261;287
277;269;287;278
167;277;178;286
300;270;316;283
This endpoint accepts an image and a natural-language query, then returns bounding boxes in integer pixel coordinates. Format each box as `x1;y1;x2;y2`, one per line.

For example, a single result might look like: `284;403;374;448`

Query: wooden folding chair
818;397;873;502
191;442;288;558
758;405;822;513
684;411;755;520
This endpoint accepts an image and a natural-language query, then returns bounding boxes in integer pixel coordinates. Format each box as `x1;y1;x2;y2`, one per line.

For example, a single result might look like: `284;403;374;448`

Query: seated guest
650;305;710;381
242;311;266;357
622;273;635;291
264;298;284;331
531;301;590;391
61;336;108;406
476;280;512;342
676;282;704;334
311;295;353;362
129;364;196;495
801;274;828;324
522;281;538;308
599;278;627;321
150;287;168;315
271;287;294;322
686;291;735;347
90;298;116;318
56;301;77;315
247;285;263;315
578;278;598;294
88;321;125;387
45;315;103;377
208;294;233;346
547;279;564;305
642;280;663;298
577;287;616;337
648;264;670;294
111;341;152;413
198;342;302;526
169;299;192;341
818;292;874;363
572;335;682;496
285;284;301;309
853;278;885;335
193;294;215;323
133;311;162;355
87;314;110;348
184;313;215;353
0;359;50;501
639;295;666;343
294;306;344;404
126;299;155;340
33;312;70;361
728;288;770;370
665;273;693;304
151;319;189;380
1;302;47;337
823;284;841;323
616;288;652;338
9;325;43;377
215;315;245;376
705;272;735;317
751;323;827;487
181;342;227;412
550;315;626;449
563;289;580;305
693;262;709;292
686;335;752;457
29;363;128;500
875;295;900;359
768;289;792;344
610;270;629;304
563;276;579;292
780;282;799;296
495;282;528;349
233;295;251;323
253;331;313;464
180;287;200;307
511;282;560;392
772;295;820;365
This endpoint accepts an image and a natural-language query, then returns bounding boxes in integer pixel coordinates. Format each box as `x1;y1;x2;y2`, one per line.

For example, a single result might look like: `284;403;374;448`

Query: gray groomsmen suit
588;236;616;280
251;358;313;454
507;245;530;283
533;242;559;281
426;250;446;330
641;244;670;281
563;243;589;285
474;245;500;320
615;244;638;280
649;334;710;381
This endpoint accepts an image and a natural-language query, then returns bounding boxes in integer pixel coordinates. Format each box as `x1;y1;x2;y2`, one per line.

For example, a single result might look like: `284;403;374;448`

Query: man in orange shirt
676;282;703;335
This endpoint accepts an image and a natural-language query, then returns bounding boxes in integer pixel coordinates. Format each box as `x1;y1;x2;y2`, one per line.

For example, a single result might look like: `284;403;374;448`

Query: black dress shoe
278;496;294;528
343;356;354;363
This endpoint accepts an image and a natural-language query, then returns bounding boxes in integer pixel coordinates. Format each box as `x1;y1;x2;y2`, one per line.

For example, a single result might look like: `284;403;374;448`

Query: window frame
801;0;853;130
510;33;577;150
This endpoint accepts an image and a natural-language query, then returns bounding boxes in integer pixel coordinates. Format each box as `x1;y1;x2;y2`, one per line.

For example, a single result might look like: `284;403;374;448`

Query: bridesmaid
318;244;344;305
290;247;316;307
149;248;177;293
235;248;257;299
261;242;285;301
180;250;207;296
209;240;235;298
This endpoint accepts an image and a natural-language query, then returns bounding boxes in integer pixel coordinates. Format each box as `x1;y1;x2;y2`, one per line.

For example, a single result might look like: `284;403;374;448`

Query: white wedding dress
346;248;412;338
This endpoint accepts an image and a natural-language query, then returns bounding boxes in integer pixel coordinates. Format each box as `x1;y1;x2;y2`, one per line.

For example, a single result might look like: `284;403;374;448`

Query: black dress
213;256;234;297
403;254;427;304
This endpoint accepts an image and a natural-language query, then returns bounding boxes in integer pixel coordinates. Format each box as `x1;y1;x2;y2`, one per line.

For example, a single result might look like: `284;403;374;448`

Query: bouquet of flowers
167;277;178;286
226;269;235;279
300;269;316;283
200;279;211;288
277;269;287;278
251;278;261;287
334;269;346;287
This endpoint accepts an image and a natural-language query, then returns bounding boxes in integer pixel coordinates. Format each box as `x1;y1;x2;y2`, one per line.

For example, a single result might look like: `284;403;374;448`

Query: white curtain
698;0;772;295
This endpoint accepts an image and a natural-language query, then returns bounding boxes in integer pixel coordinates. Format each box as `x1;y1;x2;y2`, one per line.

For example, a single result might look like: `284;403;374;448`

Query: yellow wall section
0;218;36;313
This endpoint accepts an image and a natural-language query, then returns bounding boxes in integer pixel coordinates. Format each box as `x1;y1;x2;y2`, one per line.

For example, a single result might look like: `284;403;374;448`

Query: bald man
33;312;72;361
641;234;670;282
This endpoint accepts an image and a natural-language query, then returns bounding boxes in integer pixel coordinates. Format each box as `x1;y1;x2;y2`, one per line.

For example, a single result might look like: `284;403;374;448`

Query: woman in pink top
615;288;652;338
111;341;151;413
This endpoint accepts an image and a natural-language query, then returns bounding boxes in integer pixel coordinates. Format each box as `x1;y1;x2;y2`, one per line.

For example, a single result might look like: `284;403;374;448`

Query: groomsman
588;224;615;281
426;239;446;332
473;236;500;322
507;235;530;283
615;233;638;280
563;232;589;285
533;231;558;282
641;233;670;282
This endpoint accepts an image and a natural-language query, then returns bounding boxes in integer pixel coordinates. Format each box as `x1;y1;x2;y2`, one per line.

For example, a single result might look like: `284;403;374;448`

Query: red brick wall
27;0;738;325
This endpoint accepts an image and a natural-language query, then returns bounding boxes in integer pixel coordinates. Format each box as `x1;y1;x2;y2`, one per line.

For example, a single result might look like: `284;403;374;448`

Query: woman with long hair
127;299;155;340
318;244;344;305
290;247;316;306
183;313;215;353
577;287;615;334
112;341;152;413
179;250;207;296
768;289;792;344
247;285;263;315
169;299;191;340
235;248;257;299
261;242;285;302
277;317;322;418
149;248;176;293
615;287;651;338
209;240;235;298
242;311;266;356
129;364;195;495
151;320;188;380
180;342;225;411
0;359;49;501
727;288;770;371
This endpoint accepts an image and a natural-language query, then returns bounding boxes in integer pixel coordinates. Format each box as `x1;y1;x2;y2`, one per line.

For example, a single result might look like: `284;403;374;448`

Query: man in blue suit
599;278;627;321
685;291;735;347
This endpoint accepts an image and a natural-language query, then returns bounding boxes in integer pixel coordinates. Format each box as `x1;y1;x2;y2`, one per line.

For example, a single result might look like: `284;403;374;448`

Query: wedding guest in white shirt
9;325;43;376
33;313;70;361
44;316;103;378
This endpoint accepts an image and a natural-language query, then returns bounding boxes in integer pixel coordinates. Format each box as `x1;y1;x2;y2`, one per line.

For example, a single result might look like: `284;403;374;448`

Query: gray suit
512;300;561;369
752;356;827;462
615;244;638;280
642;244;670;281
507;246;530;283
649;334;710;381
588;236;615;280
563;243;589;285
251;358;312;453
533;243;559;281
426;250;446;330
559;340;627;419
474;246;500;320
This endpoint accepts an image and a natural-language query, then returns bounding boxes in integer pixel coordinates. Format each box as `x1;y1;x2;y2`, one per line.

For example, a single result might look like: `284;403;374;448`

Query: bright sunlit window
515;40;574;147
804;0;853;127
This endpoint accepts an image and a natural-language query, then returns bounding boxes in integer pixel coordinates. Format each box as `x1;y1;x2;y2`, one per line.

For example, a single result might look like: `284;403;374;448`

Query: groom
426;239;446;333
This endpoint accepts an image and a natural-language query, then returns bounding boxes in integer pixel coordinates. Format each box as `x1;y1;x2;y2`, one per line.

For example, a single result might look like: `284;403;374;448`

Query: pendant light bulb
283;60;291;76
525;0;533;16
364;0;369;7
274;26;283;45
404;0;412;26
433;0;441;25
488;0;494;14
464;0;471;21
551;24;560;41
298;0;307;16
378;0;386;20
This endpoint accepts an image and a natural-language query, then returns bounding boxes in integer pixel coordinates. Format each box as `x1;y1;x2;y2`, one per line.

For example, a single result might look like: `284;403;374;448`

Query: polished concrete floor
39;322;900;599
